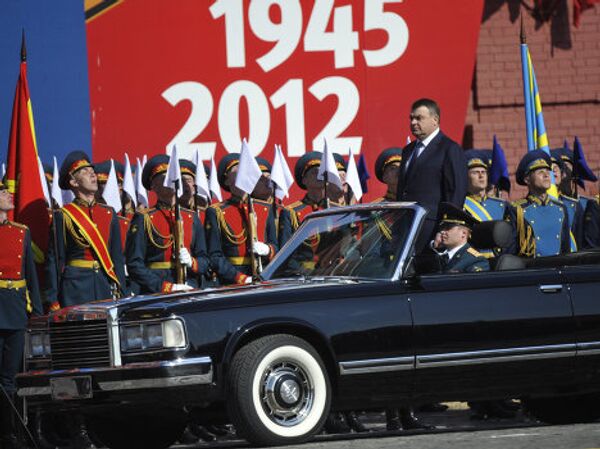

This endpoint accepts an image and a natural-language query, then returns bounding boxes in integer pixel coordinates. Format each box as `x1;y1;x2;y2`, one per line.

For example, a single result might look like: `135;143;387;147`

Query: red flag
5;34;49;266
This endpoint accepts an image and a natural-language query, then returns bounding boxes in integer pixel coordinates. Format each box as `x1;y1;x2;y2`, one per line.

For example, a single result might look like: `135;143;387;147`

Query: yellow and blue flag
520;42;558;197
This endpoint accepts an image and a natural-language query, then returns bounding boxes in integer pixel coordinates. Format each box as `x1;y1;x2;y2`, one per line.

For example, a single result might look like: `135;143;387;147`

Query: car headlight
27;331;51;358
120;319;186;353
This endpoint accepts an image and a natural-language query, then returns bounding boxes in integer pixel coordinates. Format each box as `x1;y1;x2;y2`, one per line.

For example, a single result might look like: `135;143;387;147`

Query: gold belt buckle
7;280;13;289
93;261;99;271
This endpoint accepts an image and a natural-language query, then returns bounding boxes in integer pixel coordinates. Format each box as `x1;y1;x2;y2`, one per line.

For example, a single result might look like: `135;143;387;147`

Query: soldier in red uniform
125;155;210;293
45;151;126;308
0;179;42;449
205;154;285;285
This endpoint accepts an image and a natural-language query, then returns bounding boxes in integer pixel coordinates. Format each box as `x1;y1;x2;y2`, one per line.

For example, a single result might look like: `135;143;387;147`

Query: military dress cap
464;149;490;170
141;154;170;190
516;150;552;186
256;157;272;173
59;150;94;190
294;151;322;190
179;159;197;178
217;153;240;191
333;153;347;172
375;147;402;182
549;149;566;172
438;202;477;230
94;161;111;183
554;146;574;164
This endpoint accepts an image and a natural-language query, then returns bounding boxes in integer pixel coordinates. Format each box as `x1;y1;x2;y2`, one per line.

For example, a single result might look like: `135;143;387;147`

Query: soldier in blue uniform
204;154;284;285
374;147;402;202
463;150;515;256
509;150;571;257
45;151;126;308
0;179;43;449
125;155;210;293
431;202;490;273
549;150;583;251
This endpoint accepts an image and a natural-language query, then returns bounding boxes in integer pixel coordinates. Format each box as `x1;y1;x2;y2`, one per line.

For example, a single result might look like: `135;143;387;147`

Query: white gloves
244;276;253;284
178;247;193;268
171;283;193;292
253;241;270;257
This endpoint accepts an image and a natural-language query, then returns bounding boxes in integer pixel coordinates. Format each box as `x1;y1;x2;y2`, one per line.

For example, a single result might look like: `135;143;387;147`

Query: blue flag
573;136;598;188
357;153;370;194
490;135;511;193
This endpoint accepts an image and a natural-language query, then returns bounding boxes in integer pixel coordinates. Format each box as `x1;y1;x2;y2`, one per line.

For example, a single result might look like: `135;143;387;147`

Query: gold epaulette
467;247;483;258
8;220;28;230
511;198;528;207
288;200;303;210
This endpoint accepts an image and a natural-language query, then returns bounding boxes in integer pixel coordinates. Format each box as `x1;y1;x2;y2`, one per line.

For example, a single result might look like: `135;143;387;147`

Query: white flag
235;139;263;195
37;157;51;207
194;149;210;199
406;135;412;145
271;144;294;199
123;153;137;208
135;156;148;207
209;154;222;202
103;159;122;213
1;163;5;179
317;138;343;188
51;156;63;207
345;147;363;202
164;146;183;197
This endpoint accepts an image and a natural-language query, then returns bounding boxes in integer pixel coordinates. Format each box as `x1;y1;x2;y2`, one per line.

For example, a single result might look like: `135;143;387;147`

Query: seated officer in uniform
45;151;126;308
126;155;210;293
373;147;402;202
509;150;571;258
430;202;490;273
0;179;43;449
204;154;282;285
550;150;583;251
463;150;515;256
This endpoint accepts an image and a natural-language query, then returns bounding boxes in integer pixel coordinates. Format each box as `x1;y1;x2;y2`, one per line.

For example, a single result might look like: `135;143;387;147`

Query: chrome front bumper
17;356;213;398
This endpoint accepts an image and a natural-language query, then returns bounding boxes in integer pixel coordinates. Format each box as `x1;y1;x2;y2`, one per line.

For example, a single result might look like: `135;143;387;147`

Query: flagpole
247;194;262;278
324;172;330;209
173;179;186;284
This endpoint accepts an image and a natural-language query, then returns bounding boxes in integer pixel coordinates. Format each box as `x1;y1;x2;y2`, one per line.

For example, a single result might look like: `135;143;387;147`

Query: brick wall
465;1;600;198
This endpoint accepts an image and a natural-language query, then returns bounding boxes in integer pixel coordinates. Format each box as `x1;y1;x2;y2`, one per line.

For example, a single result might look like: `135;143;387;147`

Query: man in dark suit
396;98;468;252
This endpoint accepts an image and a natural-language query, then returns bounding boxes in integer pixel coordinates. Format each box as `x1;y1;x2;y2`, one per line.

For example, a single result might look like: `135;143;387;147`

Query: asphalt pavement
172;402;600;449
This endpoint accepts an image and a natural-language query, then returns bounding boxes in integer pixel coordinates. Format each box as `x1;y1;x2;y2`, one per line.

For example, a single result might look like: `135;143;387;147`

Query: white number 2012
162;77;362;159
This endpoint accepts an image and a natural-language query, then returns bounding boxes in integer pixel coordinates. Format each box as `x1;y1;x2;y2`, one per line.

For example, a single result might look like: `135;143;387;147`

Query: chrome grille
50;320;111;369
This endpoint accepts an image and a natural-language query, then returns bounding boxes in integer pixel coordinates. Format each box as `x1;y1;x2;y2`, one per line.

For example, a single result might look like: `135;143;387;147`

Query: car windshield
262;208;415;281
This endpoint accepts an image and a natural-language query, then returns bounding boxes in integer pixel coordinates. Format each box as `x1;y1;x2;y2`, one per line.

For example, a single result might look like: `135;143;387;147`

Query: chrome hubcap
260;361;313;427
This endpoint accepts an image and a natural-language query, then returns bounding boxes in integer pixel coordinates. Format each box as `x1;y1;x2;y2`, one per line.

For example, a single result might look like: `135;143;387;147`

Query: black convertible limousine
17;203;600;448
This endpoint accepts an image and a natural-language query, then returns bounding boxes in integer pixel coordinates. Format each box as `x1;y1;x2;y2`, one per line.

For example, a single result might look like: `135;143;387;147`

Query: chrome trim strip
393;206;428;282
108;307;121;367
539;284;563;293
416;344;576;368
17;357;213;397
577;341;600;356
339;356;414;375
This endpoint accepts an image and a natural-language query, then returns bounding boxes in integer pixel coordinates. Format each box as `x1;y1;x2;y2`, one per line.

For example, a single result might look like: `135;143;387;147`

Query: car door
561;260;600;390
408;267;577;403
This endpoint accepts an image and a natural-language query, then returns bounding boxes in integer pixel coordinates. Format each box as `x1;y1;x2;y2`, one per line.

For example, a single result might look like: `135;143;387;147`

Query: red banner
87;0;484;200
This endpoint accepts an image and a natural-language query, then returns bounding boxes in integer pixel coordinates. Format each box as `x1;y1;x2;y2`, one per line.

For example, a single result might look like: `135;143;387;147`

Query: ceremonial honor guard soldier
289;152;326;231
179;159;212;225
509;150;570;257
45;151;126;308
373;147;402;202
126;154;210;293
462;150;515;256
550;149;583;250
0;179;43;449
204;154;282;285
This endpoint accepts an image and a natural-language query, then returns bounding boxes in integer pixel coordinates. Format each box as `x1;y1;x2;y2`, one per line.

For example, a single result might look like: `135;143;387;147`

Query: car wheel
227;334;331;446
524;394;600;424
86;410;186;449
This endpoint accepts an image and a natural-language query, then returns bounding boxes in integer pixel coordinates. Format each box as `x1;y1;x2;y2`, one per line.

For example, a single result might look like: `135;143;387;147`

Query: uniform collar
73;198;96;208
527;193;550;206
447;243;467;261
467;193;487;203
155;201;175;211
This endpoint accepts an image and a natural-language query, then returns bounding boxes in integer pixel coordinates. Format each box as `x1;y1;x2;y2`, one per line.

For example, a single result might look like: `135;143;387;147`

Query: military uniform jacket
45;200;127;307
205;197;287;284
558;194;584;251
583;196;600;249
126;204;209;293
0;221;43;329
509;195;571;258
443;244;490;273
464;194;516;256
